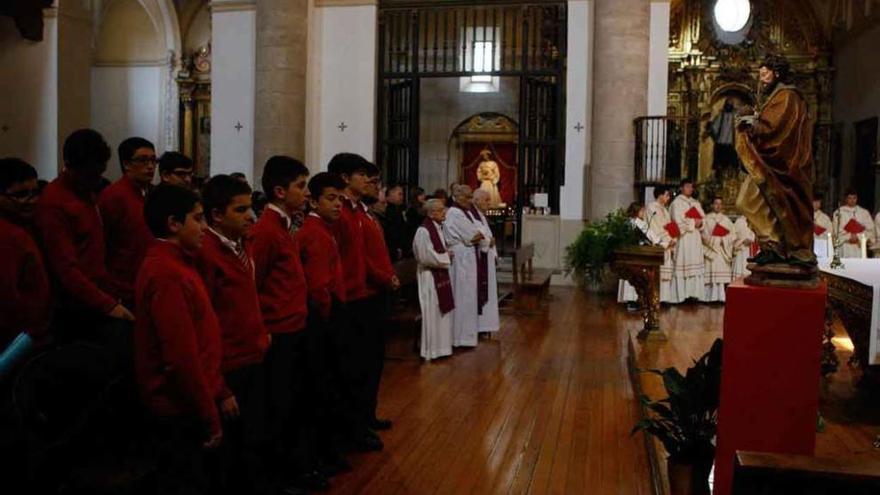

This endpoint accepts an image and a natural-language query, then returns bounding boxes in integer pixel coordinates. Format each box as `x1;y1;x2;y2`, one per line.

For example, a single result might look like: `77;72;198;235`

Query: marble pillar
588;0;650;218
255;0;309;180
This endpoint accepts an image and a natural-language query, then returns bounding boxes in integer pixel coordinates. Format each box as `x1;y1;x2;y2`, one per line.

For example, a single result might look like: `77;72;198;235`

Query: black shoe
318;454;352;477
748;249;784;265
296;470;330;492
350;433;384;452
370;417;393;430
280;486;309;495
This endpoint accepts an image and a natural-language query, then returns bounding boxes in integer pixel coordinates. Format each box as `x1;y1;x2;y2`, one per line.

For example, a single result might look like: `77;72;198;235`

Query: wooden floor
630;299;880;494
327;287;655;495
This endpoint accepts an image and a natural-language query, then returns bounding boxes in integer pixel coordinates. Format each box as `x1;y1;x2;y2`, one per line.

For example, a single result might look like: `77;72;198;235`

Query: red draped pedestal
713;280;826;495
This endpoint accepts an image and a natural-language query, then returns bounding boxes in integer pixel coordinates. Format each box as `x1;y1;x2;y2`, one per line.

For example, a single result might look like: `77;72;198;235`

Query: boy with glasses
0;158;51;377
98;137;157;309
158;151;195;188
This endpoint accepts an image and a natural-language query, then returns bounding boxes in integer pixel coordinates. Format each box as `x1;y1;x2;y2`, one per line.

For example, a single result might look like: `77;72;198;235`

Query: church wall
91;65;164;180
418;77;519;195
57;1;94;174
832;22;880;209
314;4;377;172
0;11;59;180
211;5;256;180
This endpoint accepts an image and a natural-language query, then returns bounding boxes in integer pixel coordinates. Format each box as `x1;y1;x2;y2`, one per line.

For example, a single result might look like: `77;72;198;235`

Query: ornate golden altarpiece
668;0;833;209
176;44;211;177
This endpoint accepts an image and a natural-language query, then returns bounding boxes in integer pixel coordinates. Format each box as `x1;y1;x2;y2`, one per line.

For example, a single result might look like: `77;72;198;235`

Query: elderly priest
413;199;455;361
444;184;485;347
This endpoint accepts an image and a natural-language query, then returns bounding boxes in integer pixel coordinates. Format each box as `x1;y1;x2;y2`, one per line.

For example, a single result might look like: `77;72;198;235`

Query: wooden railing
633;116;698;187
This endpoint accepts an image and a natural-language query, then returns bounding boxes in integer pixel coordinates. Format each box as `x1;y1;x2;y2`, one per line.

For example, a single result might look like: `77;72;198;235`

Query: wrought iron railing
633;116;698;186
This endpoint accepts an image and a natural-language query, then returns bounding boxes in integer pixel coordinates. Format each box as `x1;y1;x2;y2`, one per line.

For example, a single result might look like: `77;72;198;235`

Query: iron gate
377;0;567;212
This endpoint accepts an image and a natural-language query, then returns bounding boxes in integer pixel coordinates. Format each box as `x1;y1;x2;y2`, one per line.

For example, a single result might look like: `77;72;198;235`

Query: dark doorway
854;117;878;212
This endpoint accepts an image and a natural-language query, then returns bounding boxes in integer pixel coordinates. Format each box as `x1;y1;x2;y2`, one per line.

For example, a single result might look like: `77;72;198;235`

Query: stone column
254;0;309;180
588;0;650;218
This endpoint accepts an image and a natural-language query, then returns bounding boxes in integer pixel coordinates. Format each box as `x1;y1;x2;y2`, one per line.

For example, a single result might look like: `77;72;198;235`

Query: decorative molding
92;60;167;67
210;0;256;13
316;0;377;6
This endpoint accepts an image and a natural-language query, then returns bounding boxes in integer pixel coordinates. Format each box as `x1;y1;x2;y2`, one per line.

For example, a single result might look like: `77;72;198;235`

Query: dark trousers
222;363;268;494
362;293;390;421
146;416;221;495
53;308;133;376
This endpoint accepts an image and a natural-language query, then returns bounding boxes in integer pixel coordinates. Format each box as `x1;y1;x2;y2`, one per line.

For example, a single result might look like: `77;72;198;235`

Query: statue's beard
758;80;779;102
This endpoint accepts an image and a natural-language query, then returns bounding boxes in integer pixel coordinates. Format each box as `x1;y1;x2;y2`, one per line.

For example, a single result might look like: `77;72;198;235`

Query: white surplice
413;223;454;360
814;210;833;260
701;212;735;302
732;216;755;279
443;207;482;347
833;206;874;258
617;217;664;303
472;208;500;333
669;195;706;303
647;201;676;303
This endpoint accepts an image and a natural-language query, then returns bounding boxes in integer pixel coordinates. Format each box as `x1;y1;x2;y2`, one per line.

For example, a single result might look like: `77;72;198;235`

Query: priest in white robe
833;190;874;259
669;179;706;303
647;186;677;304
732;215;755;279
701;197;735;302
813;195;833;260
413;199;455;361
443;184;485;347
471;189;500;334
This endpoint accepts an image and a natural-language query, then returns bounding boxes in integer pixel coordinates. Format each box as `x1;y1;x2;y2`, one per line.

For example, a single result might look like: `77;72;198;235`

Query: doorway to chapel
375;1;567;251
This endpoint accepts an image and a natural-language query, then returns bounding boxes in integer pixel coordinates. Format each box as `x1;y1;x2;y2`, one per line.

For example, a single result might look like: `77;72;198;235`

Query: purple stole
421;218;455;315
453;205;489;315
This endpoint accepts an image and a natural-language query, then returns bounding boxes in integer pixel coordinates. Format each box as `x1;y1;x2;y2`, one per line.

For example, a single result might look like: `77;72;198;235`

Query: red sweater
196;230;270;371
98;175;153;306
333;198;369;301
363;210;396;296
134;240;228;438
0;216;51;348
35;172;117;314
296;213;346;320
250;207;308;334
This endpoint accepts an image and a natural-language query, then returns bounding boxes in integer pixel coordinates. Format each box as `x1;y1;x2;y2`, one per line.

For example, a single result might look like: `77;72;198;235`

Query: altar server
471;189;500;334
702;197;735;302
443;184;485;347
732;215;755;279
833;190;874;258
413;199;455;360
617;202;662;305
647;186;677;303
669;178;706;303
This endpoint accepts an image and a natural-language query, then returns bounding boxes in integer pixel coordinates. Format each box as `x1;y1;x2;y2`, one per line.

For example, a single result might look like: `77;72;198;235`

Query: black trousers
222;363;268;493
146;416;221;495
362;293;390;421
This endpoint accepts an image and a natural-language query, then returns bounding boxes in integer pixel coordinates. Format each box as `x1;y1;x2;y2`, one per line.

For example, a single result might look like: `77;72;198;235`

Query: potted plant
564;209;644;289
632;339;723;495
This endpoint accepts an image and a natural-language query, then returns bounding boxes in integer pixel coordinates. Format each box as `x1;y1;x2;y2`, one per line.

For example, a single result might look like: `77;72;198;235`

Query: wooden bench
732;451;880;494
385;258;422;359
511;243;553;313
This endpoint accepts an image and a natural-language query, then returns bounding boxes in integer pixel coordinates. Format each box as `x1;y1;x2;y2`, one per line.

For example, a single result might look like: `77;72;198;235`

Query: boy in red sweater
98;137;156;309
136;184;229;492
35;129;133;343
197;174;271;492
158;151;195;188
251;157;328;492
0;158;51;375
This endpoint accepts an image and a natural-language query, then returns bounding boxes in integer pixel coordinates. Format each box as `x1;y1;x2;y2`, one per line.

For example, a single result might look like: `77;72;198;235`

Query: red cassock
332;199;369;302
98;176;154;306
843;218;866;235
250;207;308;334
35;172;117;313
685;206;703;220
664;221;681;239
296;213;346;321
711;223;730;237
0;217;51;348
195;231;270;372
134;240;228;438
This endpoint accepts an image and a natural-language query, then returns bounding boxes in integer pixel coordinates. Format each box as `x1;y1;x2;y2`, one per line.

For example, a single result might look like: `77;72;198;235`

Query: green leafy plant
632;338;723;465
564;209;644;286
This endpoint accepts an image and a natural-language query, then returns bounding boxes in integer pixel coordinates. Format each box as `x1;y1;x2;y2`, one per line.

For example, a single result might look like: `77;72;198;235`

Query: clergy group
618;178;756;305
0;128;496;495
814;189;880;260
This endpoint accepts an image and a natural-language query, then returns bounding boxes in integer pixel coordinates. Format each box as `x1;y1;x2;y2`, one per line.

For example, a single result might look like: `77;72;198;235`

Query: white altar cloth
820;259;880;365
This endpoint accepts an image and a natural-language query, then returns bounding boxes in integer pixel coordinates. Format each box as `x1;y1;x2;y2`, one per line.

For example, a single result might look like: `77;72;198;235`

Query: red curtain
461;142;517;206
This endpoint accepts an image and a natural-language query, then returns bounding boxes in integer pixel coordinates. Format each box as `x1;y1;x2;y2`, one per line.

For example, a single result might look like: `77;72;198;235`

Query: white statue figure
476;149;503;208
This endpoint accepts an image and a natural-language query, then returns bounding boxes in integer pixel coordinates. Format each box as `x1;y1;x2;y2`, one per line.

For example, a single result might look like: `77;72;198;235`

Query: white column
0;8;59;180
211;0;256;179
560;0;593;221
647;0;670;116
311;3;377;172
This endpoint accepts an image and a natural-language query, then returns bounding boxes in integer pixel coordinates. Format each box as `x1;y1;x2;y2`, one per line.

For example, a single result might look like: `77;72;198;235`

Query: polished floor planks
328;288;654;495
